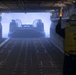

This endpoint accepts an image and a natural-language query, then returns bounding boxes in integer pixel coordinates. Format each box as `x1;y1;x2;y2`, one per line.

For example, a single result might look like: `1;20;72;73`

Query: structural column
0;15;2;38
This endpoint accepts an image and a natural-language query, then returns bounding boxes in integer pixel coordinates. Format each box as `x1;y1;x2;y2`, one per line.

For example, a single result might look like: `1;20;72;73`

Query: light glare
2;12;52;38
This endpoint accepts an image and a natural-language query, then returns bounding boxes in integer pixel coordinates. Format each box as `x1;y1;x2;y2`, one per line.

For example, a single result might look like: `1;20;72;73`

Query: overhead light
0;6;8;8
64;1;72;4
54;3;66;7
49;10;55;13
49;10;55;12
73;1;75;3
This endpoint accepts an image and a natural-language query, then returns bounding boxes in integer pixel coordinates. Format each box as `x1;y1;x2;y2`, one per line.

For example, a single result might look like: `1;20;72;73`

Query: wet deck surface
0;38;6;44
0;38;64;75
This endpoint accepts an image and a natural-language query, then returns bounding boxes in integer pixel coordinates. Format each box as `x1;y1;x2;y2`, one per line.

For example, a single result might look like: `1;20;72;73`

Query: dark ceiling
0;0;73;12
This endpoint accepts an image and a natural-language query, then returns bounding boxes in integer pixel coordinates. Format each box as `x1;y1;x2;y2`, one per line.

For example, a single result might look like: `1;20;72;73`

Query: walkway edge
50;38;64;53
0;38;10;47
